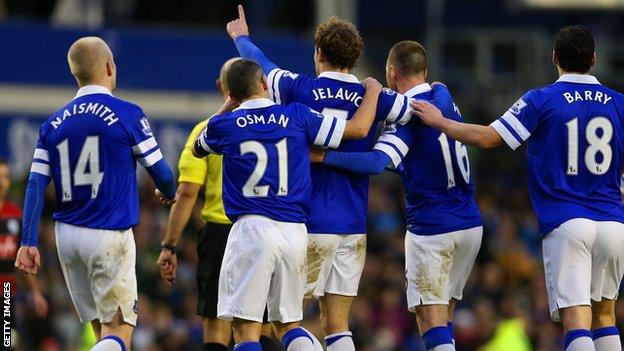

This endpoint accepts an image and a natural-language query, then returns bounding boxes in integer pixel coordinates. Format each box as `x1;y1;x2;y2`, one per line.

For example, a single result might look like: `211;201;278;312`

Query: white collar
556;74;601;85
404;82;432;97
75;85;113;98
318;71;360;84
236;98;276;110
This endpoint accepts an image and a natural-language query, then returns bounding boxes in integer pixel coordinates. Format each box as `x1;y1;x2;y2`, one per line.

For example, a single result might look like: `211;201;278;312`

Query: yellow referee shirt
178;119;231;224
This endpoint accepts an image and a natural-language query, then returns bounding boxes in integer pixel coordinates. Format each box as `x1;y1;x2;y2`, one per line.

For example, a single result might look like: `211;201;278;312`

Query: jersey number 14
56;136;104;202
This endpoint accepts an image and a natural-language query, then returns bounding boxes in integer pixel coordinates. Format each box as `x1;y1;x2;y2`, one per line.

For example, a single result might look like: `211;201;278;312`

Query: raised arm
227;5;278;74
411;100;502;148
342;77;383;139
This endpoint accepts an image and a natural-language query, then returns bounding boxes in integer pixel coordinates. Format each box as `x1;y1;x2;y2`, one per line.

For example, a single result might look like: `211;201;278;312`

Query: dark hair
225;60;264;101
0;158;7;167
314;17;363;70
554;25;595;73
388;41;427;76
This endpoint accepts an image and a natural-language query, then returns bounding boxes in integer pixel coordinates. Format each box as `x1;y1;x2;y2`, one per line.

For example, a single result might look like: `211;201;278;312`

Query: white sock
300;327;324;351
286;337;314;351
90;336;124;351
325;331;355;351
595;335;622;351
567;336;595;351
430;344;455;351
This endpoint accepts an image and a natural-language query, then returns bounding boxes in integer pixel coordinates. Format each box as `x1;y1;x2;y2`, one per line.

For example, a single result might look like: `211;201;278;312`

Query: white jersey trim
501;112;530;141
374;142;402;168
132;137;157;155
314;116;334;147
30;162;50;176
33;148;49;162
556;74;601;85
327;118;346;149
378;134;409;156
490;120;521;150
386;94;404;123
199;131;215;154
138;149;163;167
267;68;281;102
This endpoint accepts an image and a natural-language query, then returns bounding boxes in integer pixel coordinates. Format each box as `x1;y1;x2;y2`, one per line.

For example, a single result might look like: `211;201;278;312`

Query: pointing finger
238;4;246;20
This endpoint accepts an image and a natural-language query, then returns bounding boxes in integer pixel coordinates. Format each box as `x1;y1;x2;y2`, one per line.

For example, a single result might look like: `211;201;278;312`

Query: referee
157;58;278;351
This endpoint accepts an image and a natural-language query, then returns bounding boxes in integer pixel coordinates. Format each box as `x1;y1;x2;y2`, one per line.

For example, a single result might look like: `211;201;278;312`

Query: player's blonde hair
67;37;114;85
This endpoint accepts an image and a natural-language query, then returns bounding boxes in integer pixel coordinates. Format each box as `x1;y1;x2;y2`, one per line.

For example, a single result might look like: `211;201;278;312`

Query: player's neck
78;80;113;92
241;93;269;103
318;64;350;75
396;77;427;95
558;68;590;77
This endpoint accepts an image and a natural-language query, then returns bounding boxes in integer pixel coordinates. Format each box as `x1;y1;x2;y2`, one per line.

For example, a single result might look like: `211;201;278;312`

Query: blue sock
422;326;453;350
234;341;262;351
564;329;593;350
593;326;619;340
282;327;313;351
447;322;454;342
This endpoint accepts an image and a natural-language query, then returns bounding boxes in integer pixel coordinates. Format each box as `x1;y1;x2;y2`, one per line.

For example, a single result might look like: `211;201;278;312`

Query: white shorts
405;226;482;310
305;234;366;299
55;221;138;326
217;215;308;323
543;218;624;321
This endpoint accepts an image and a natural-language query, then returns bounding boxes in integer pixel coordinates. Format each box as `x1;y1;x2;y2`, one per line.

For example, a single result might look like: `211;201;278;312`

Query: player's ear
591;52;597;67
316;47;325;63
260;75;268;91
106;61;113;77
216;79;223;95
552;50;558;66
424;68;428;80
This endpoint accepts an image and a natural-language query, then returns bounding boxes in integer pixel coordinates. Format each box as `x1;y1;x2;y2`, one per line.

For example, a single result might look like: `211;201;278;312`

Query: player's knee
592;300;616;328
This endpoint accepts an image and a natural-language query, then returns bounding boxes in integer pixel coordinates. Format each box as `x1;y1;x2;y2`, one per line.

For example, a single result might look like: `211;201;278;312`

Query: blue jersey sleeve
124;109;175;198
295;104;346;149
324;149;391;175
490;90;539;150
376;88;413;125
430;84;458;119
21;122;52;246
198;116;225;155
372;123;415;170
234;35;279;74
267;68;309;105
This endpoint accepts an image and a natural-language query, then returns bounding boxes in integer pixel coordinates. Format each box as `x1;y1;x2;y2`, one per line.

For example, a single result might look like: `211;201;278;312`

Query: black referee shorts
196;222;231;317
196;222;271;323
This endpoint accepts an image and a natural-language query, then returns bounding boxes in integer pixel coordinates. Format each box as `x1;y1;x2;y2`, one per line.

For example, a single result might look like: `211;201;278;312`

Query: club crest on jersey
381;87;397;96
283;71;299;79
508;99;527;115
140;117;153;136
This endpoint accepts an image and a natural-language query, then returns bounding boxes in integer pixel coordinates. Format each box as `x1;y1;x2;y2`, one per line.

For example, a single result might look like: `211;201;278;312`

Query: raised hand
410;100;445;128
226;4;250;39
15;246;41;275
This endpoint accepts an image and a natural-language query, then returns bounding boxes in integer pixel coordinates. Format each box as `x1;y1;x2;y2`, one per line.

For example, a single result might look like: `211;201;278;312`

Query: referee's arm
158;122;208;283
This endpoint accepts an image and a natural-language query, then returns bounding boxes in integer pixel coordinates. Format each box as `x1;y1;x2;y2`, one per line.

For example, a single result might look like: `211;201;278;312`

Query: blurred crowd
10;155;624;351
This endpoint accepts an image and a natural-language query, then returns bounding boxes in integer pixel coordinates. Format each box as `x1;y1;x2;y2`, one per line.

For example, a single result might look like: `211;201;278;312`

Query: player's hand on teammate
411;100;445;128
217;97;240;115
157;249;177;284
361;77;382;94
310;146;325;163
15;246;41;275
227;5;249;39
155;189;176;206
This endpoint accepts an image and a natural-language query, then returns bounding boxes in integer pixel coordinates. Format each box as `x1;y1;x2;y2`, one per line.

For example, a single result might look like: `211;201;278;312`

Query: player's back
273;71;406;233
203;98;337;224
513;75;624;233
386;86;482;234
37;87;153;229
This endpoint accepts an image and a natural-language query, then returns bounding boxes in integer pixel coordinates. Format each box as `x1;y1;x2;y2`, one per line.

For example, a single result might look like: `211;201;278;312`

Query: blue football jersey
374;83;482;235
30;85;164;230
199;98;346;223
268;69;412;234
490;74;624;235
